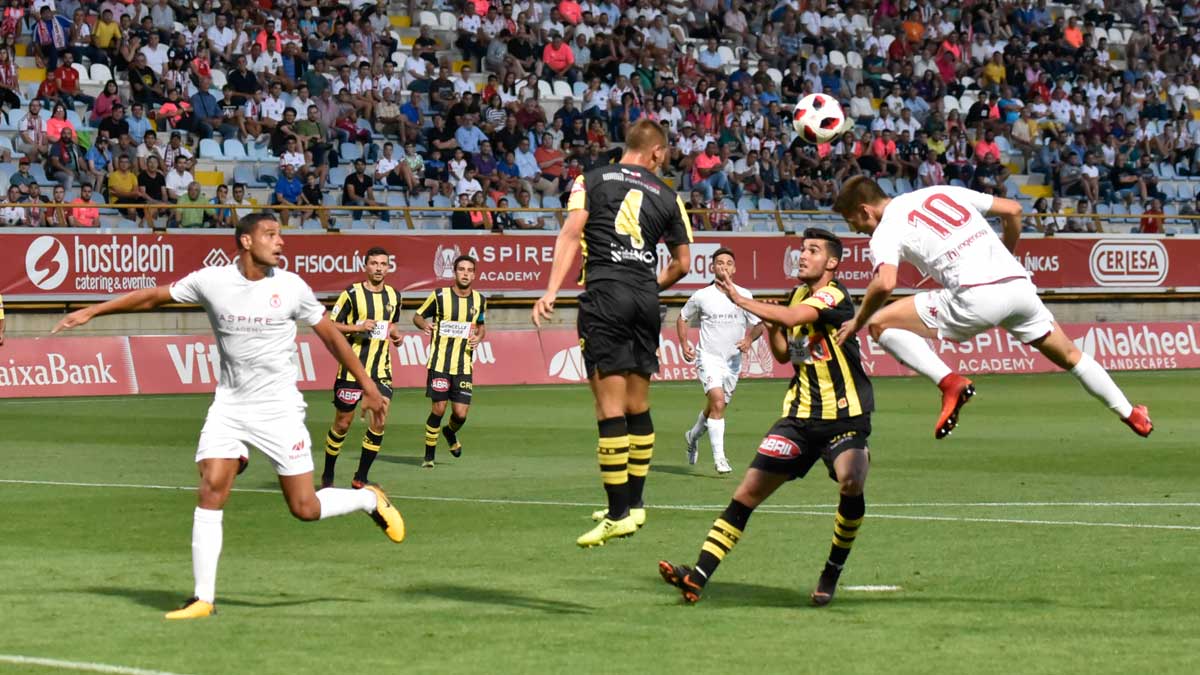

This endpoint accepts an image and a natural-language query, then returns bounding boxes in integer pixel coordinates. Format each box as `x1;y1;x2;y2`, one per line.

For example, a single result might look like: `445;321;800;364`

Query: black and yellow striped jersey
780;280;874;420
417;287;487;376
330;282;402;384
567;164;694;292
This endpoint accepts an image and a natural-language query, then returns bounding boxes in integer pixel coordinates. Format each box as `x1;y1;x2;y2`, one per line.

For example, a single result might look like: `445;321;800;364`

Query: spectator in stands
450;191;473;229
107;154;140;217
172;182;210;229
128;52;166;107
272;163;304;228
1139;198;1164;234
208;184;232;228
34;6;72;72
0;185;23;226
46;126;84;190
68;183;99;227
165;155;195;203
50;52;94;111
16;100;49;164
511;189;544;229
1067;198;1101;233
375;141;417;192
542;30;578;83
230;183;255;221
342;158;387;223
137;154;168;227
45;184;69;227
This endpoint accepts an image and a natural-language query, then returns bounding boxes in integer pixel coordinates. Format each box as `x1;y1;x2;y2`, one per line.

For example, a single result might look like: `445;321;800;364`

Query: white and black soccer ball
792;93;848;145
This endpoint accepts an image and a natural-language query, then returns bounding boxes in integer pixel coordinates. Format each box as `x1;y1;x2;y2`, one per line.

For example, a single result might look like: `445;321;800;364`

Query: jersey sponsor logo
549;344;587;381
336;387;363;404
757;434;800;459
812;290;836;307
431;377;450;392
203;248;233;267
25;235;69;290
1088;240;1168;286
433;244;462;280
438;320;473;339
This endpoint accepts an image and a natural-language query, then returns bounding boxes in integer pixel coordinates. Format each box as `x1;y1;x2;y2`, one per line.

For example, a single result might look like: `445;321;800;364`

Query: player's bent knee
867;321;886;342
288;496;321;521
839;477;866;496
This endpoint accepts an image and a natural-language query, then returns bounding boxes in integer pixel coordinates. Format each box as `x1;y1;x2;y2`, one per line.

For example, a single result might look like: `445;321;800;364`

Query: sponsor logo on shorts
336;388;363;404
757;434;799;459
431;377;450;392
459;380;473;391
1088;240;1168;286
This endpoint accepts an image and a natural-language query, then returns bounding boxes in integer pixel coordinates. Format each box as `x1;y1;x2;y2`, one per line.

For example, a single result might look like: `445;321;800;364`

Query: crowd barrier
4;321;1197;399
7;228;1198;301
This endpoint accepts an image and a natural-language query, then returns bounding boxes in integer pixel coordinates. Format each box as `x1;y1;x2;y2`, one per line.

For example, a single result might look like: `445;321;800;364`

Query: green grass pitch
1;372;1198;675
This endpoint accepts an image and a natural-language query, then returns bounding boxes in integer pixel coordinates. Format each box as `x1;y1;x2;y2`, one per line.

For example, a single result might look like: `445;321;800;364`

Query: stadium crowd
0;0;1198;234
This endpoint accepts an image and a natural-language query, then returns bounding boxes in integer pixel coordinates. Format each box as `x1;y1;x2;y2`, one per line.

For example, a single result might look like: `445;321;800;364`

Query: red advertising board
4;321;1198;399
5;231;1199;301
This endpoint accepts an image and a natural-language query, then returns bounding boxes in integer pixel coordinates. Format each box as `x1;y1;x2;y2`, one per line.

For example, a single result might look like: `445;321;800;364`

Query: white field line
2;479;1198;531
0;654;191;675
842;585;903;592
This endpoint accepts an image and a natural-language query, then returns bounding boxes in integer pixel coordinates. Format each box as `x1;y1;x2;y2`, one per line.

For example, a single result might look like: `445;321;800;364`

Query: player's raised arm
51;286;176;333
836;263;897;345
716;275;819;328
532;206;586;327
987;197;1025;254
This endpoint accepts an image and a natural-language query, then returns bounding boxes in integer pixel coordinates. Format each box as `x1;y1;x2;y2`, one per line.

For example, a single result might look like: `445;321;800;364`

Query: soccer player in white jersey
52;213;407;620
831;177;1152;439
678;248;763;473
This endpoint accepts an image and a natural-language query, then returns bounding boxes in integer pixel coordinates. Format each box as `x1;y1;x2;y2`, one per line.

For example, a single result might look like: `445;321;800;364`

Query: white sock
191;507;223;604
316;487;377;520
706;417;726;460
689;412;708;439
877;328;953;383
1069;352;1134;418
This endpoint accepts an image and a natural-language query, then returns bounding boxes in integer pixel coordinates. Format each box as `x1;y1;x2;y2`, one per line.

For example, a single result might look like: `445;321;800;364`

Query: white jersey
869;185;1029;293
169;264;327;407
680;283;761;361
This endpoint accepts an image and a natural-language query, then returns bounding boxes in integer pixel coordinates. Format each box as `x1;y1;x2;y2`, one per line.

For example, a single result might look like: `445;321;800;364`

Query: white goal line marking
0;654;191;675
3;479;1198;532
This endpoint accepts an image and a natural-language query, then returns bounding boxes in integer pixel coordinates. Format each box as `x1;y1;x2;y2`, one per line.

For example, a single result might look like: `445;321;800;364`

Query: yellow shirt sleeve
566;175;586;211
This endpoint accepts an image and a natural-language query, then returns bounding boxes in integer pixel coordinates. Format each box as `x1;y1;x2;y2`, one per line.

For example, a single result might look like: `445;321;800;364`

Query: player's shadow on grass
653;464;728;480
406;583;594;615
86;586;365;610
376;455;429;467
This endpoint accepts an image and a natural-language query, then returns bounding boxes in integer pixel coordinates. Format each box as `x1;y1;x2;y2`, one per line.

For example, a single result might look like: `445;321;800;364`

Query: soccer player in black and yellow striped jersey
412;255;487;467
659;228;875;607
320;247;403;489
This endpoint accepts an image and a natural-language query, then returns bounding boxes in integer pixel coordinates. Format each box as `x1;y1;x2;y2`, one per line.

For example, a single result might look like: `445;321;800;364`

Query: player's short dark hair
364;246;389;261
712;247;735;262
453;255;476;271
235;213;277;250
832;175;888;215
802;227;844;262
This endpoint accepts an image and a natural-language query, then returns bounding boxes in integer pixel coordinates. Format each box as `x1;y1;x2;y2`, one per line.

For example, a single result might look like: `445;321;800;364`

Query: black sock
828;493;866;568
424;412;442;460
626;410;654;508
597;416;630;520
354;428;384;483
322;428;348;481
693;499;755;586
444;413;466;445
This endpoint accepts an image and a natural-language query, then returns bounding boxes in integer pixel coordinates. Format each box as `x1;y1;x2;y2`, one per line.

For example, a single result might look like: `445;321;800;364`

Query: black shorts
332;378;394;412
577;280;661;377
426;370;473;404
750;416;871;482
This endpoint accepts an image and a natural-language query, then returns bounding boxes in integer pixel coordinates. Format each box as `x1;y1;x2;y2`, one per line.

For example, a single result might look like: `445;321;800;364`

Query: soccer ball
792;94;847;145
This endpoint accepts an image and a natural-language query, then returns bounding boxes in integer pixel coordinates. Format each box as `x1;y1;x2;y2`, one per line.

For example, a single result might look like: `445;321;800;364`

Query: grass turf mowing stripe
3;479;1198;531
0;654;191;675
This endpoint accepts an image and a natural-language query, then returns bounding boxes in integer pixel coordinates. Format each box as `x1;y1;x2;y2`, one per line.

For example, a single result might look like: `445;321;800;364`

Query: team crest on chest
269;294;281;308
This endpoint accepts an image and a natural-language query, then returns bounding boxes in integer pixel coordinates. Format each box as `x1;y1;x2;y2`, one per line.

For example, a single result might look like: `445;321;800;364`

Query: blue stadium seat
199;139;223;159
233;165;268;188
339;142;363;162
222;139;248;160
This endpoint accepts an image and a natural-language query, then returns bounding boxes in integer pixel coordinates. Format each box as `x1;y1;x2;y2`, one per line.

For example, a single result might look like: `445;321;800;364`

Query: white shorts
916;277;1055;344
196;403;314;476
696;353;741;403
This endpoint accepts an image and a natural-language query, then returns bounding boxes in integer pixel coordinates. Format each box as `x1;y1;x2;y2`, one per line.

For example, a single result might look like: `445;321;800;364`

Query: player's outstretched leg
812;448;870;607
873;326;970;439
685;412;708;465
352;427;384;488
442;406;467;458
423;411;443;467
578;416;638;547
1030;326;1152;437
321;427;348;488
166;458;237;620
659;497;755;603
289;475;406;543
